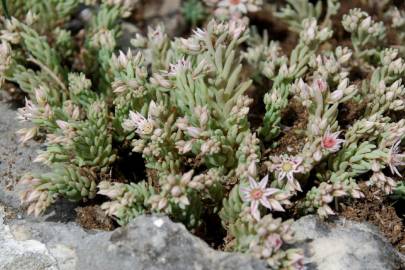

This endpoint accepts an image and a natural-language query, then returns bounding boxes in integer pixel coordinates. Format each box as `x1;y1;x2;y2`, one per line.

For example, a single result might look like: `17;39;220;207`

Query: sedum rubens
0;3;404;270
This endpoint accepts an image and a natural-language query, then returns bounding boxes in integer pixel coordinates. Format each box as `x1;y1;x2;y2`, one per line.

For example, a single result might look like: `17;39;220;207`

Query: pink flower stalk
321;128;345;152
270;155;304;192
387;140;405;176
240;175;282;220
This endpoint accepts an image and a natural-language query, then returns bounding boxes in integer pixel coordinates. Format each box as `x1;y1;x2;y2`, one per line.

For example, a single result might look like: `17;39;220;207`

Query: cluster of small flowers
0;41;11;87
301;173;364;217
380;49;405;76
299;18;333;46
309;46;352;83
342;8;385;48
0;17;21;44
235;132;260;180
20;175;54;216
105;0;138;18
16;86;62;143
362;78;405;119
248;215;304;270
243;38;287;79
150;171;194;211
131;25;169;71
89;29;116;50
204;0;263;19
98;180;152;225
189;168;223;191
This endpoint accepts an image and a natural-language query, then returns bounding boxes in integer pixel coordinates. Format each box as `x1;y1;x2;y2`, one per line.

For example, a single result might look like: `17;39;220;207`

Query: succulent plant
1;1;405;269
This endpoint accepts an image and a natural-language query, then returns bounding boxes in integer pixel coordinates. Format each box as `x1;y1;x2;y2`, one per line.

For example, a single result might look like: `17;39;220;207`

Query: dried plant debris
1;0;405;269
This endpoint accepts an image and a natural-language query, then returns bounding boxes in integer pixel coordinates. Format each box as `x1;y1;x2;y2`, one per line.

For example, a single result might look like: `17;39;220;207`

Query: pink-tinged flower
98;181;124;199
123;111;154;135
219;0;248;14
148;25;167;49
16;127;37;144
193;28;207;40
270;155;304;192
168;58;191;77
150;73;172;88
321;128;345;152
387;140;405;176
179;37;201;52
228;19;246;39
175;140;193;154
265;233;283;252
218;0;260;14
17;98;40;122
312;78;327;93
287;251;305;270
240;175;282;220
186;126;203;138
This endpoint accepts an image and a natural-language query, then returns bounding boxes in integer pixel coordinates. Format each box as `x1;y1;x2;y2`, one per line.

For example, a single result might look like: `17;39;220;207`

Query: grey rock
2;211;267;270
118;22;141;50
74;215;267;270
292;215;405;270
0;101;76;222
137;0;186;37
0;101;44;210
0;205;58;270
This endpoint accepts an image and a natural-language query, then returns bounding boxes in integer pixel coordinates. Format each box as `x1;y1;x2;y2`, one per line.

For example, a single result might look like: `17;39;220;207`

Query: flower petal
260;197;272;209
248;176;258;188
250;200;260;220
269;199;285;212
264;188;280;196
258;174;268;189
239;187;251;201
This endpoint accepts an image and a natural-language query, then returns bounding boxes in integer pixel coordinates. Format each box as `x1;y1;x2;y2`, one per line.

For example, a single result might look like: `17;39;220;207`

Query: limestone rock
292;215;405;270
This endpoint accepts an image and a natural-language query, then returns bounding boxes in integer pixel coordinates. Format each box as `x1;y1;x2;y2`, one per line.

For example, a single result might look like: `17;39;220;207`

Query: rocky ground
1;96;405;270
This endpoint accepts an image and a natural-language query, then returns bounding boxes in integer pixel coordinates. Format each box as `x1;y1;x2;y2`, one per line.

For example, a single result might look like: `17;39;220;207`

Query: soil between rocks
75;205;115;230
339;183;405;254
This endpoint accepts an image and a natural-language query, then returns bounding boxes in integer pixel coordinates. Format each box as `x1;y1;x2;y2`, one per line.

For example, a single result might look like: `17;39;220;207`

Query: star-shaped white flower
387;140;405;176
168;58;191;77
123;101;158;136
270;155;304;192
240;175;283;220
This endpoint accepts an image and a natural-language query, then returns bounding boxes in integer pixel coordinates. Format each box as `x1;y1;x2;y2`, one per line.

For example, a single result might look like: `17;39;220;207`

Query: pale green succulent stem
27;56;67;92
